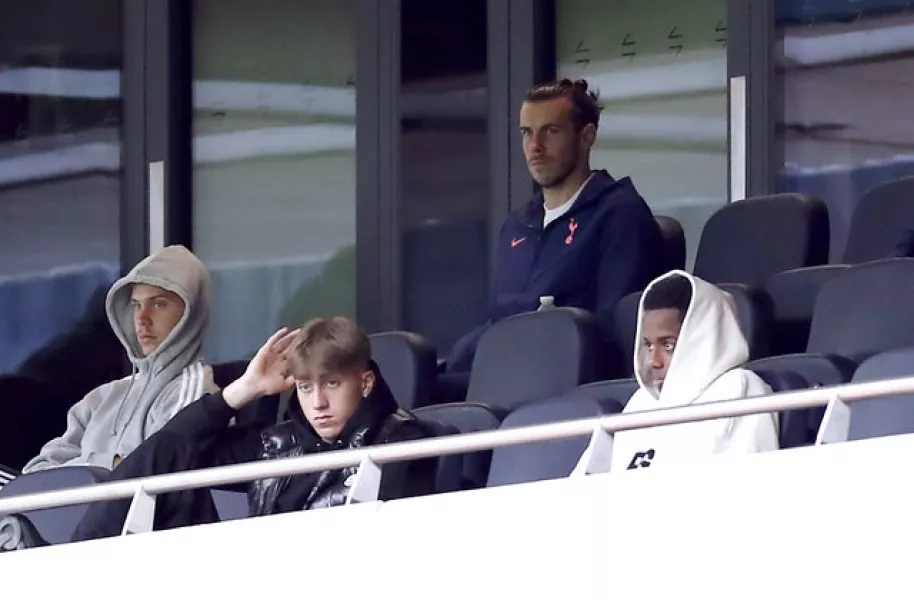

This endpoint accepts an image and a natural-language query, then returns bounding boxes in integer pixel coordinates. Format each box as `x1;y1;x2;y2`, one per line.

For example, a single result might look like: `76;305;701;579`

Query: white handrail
1;375;912;515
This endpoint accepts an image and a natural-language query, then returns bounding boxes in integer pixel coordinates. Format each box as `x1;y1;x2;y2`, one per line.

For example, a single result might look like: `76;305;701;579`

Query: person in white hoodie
610;270;778;472
20;245;219;473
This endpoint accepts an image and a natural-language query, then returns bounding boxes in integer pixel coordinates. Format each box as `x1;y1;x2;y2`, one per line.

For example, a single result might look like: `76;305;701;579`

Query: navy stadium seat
487;395;622;487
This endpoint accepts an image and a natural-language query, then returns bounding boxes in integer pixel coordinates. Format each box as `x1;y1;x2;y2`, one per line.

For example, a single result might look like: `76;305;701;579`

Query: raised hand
223;327;300;409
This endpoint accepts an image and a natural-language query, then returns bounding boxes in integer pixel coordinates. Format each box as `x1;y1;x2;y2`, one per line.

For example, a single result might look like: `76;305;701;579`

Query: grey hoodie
23;245;219;473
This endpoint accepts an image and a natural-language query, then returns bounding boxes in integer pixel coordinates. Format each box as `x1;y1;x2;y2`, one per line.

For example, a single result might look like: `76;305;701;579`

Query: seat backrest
748;354;857;448
401;219;489;351
694;193;829;285
847;347;914;441
0;466;111;544
612;292;642;378
843;177;914;263
718;283;774;360
752;368;813;449
748;354;856;389
416;419;464;493
613;283;772;377
654;215;686;273
0;375;64;470
466;308;601;411
413;402;505;489
369;331;438;410
763;265;850;356
569;378;637;410
487;396;621;487
807;259;914;361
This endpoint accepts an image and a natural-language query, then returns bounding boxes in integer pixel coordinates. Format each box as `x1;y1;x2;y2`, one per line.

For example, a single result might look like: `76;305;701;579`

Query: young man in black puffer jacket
1;317;437;550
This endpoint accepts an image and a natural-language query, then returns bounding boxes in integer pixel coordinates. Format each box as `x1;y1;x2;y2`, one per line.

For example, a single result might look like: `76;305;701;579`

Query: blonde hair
286;317;371;380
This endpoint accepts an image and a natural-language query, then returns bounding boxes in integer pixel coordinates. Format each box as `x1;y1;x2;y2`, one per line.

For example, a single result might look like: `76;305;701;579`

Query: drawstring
113;370;152;443
111;364;138;435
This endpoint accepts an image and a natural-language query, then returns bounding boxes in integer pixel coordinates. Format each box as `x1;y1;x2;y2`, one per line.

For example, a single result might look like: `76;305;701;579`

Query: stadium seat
721;283;774;360
612;292;642;378
464;307;602;412
413;402;506;489
369;331;438;410
0;466;111;544
401;219;489;353
655;215;686;273
566;378;637;410
487;395;622;487
753;368;815;448
806;259;914;362
847;347;914;441
752;259;914;382
751;259;914;440
763;265;849;356
0;375;65;471
765;178;914;352
416;419;463;493
842;176;914;263
693;193;829;285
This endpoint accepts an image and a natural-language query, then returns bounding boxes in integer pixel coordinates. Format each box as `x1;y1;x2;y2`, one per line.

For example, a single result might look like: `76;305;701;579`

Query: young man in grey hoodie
20;245;219;473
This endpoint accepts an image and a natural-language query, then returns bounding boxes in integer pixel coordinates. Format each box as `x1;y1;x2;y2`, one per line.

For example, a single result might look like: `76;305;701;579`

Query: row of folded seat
377;257;914;410
416;342;914;491
0;175;904;469
6;338;914;544
5;255;914;543
370;258;914;456
3;177;914;542
690;175;914;286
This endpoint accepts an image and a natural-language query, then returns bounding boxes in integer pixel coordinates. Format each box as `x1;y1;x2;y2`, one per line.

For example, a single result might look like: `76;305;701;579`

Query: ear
580;123;597;151
360;369;376;398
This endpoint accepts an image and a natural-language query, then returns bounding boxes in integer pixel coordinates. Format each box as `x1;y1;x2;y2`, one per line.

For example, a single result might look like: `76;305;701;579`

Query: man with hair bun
446;78;665;374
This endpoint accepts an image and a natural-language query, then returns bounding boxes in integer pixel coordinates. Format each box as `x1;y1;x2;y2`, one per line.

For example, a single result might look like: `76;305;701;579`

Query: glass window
192;0;357;362
399;0;491;351
0;1;123;377
776;0;914;259
556;0;728;267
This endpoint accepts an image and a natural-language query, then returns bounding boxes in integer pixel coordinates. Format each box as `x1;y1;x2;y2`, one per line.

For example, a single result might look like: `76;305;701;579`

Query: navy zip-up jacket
446;170;665;373
894;229;914;257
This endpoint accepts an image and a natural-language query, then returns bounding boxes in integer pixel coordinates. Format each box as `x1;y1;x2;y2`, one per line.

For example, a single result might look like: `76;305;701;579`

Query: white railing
0;375;912;531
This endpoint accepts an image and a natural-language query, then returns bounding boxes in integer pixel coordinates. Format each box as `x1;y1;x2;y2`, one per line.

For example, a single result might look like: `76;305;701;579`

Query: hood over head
106;244;212;375
634;270;748;407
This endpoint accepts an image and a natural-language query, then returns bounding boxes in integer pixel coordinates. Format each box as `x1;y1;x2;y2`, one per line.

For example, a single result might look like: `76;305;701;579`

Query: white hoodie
609;271;779;472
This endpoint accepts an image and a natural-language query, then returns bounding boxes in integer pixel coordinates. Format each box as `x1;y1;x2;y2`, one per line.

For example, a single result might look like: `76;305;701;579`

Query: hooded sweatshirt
610;271;779;472
23;245;218;473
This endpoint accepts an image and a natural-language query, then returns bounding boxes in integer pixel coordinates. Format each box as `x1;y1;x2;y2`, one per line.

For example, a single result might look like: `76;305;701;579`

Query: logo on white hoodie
626;449;655;469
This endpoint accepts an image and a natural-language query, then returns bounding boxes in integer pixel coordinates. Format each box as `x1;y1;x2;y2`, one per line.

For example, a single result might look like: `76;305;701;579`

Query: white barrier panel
3;433;914;598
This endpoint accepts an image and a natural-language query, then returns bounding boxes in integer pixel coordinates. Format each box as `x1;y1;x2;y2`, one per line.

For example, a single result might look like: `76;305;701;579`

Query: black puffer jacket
247;367;435;516
163;362;437;517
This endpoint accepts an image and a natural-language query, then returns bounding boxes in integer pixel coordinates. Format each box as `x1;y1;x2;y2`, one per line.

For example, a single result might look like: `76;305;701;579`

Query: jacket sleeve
377;422;437;501
21;384;108;473
720;373;780;454
158;392;264;467
595;206;662;327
